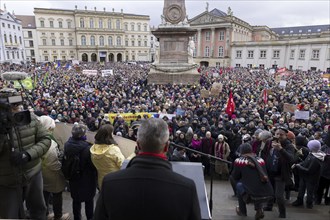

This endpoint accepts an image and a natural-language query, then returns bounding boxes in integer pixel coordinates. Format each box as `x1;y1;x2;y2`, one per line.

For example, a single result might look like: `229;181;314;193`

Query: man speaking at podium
94;118;201;220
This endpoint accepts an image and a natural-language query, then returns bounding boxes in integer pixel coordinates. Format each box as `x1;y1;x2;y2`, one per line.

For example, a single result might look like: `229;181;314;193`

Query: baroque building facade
0;9;25;64
32;6;151;63
189;7;330;71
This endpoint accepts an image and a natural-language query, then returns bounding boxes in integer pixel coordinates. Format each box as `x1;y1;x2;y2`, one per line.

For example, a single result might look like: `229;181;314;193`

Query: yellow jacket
90;144;125;189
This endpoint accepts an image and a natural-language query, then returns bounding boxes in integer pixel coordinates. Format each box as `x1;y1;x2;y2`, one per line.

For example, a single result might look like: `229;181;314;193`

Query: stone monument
148;0;199;85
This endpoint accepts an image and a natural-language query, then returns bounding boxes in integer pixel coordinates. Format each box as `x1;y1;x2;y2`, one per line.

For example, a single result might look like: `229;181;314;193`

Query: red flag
263;89;268;104
219;69;223;75
226;91;235;117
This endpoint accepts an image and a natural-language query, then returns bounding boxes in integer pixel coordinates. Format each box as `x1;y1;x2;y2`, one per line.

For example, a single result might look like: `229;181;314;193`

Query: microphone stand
170;142;232;216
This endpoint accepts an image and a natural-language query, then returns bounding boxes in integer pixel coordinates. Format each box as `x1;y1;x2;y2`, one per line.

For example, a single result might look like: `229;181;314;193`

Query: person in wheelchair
231;143;274;220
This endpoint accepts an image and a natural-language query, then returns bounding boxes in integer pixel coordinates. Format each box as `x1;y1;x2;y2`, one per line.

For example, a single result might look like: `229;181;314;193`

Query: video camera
0;88;31;134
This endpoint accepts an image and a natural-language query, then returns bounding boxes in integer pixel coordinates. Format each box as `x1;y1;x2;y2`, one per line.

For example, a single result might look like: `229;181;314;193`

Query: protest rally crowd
0;60;329;220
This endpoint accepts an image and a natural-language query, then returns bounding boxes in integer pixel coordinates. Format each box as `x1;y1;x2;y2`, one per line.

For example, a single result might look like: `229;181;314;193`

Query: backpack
61;154;81;181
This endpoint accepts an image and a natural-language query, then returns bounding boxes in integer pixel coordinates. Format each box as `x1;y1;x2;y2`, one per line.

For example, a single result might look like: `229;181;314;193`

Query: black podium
122;160;211;220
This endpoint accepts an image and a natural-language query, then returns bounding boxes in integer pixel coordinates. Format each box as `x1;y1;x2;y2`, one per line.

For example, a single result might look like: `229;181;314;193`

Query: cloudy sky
1;0;329;28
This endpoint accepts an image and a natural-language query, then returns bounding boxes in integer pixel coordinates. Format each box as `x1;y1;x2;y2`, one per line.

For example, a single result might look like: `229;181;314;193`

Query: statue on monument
188;37;195;63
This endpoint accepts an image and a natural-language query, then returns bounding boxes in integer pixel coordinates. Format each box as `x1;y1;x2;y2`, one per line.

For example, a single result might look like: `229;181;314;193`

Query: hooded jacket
297;151;326;183
90;144;125;189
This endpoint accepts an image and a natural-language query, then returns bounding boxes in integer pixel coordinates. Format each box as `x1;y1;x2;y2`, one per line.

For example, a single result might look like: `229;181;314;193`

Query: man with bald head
94;118;201;220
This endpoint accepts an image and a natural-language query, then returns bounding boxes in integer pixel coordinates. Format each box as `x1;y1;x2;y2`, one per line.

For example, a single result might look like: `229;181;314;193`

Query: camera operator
0;88;51;219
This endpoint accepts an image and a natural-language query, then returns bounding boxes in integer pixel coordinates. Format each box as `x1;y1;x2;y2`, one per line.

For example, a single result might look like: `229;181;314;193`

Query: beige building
31;6;150;63
189;7;330;71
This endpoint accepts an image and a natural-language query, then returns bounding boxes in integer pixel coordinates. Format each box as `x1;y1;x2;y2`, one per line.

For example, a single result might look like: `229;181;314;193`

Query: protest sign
101;69;113;77
295;111;310;120
82;70;98;76
279;80;287;88
200;89;210;98
283;103;296;113
108;112;152;125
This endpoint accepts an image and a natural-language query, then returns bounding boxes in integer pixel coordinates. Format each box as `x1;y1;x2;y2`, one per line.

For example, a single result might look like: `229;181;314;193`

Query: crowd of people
0;61;330;219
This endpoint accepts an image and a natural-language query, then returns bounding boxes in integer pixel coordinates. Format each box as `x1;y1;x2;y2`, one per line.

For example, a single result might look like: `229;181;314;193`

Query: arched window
108;36;113;46
90;18;94;28
204;46;209;57
9;35;12;43
116;36;121;46
218;46;224;57
90;36;95;46
116;19;120;30
80;18;85;28
99;36;104;46
99;19;103;28
14;35;17;44
81;35;86;45
4;34;7;43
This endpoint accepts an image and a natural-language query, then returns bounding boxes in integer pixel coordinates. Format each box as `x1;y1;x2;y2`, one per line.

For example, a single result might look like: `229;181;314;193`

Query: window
31;50;35;56
312;49;320;59
14;36;17;44
124;23;128;31
144;25;147;32
131;24;135;31
17;51;19;59
40;20;44;27
248;50;254;58
28;31;32;38
236;50;242;58
4;34;7;43
45;56;48;61
90;36;95;46
9;35;12;43
247;64;252;68
19;37;22;44
13;25;15;29
69;39;73;46
59;21;63;28
131;40;135;46
42;39;46;45
12;52;15;59
7;51;9;59
204;46;210;57
290;50;295;59
108;19;112;29
62;56;66;60
60;39;64;46
125;40;128;46
218;46;224;57
138;24;141;31
18;26;20;31
273;50;280;58
205;31;210;41
260;50;266;58
116;19;120;30
144;41;147;47
1;23;4;27
29;40;34;47
99;36;104;46
138;41;141;46
299;50;305;59
108;36;113;46
117;36;121;46
99;19;103;28
8;24;10;28
90;18;94;28
219;31;225;41
67;21;71;28
50;20;54;28
81;36;86;45
80;18;85;28
52;39;56;46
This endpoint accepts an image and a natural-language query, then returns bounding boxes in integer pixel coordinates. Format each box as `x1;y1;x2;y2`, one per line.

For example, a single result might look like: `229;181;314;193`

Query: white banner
295;111;310;120
82;70;98;76
72;60;79;65
279;80;287;88
101;69;113;77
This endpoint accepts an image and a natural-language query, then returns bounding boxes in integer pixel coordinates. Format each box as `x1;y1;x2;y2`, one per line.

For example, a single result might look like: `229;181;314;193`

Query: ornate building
0;8;25;64
189;7;330;71
32;6;151;63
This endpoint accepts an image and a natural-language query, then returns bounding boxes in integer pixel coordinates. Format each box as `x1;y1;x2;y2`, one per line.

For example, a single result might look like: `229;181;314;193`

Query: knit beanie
287;131;295;141
240;143;252;154
307;140;321;152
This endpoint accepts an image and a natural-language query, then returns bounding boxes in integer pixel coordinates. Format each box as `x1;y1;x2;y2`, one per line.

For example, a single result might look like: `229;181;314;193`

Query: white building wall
0;11;25;64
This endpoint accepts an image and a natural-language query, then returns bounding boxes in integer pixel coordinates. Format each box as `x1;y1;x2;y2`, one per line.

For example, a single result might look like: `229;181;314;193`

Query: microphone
1;72;28;81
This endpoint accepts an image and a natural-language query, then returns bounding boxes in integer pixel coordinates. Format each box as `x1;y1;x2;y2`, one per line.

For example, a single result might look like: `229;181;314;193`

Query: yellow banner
108;112;152;124
14;77;34;90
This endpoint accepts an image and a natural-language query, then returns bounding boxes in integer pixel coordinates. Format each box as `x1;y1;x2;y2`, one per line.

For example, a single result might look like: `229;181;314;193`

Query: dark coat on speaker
94;155;201;220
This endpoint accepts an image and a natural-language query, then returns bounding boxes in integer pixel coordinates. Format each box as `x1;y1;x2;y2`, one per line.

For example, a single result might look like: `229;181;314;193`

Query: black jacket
64;137;97;202
94;155;201;220
297;152;324;183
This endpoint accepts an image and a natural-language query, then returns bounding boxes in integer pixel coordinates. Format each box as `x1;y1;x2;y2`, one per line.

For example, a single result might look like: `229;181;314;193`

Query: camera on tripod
0;88;31;134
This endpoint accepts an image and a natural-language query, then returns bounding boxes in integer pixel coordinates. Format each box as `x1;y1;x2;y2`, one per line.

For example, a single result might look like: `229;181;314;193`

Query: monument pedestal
148;27;199;85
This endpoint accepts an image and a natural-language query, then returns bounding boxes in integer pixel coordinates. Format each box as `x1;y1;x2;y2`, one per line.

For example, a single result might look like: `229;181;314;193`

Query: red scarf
138;152;167;160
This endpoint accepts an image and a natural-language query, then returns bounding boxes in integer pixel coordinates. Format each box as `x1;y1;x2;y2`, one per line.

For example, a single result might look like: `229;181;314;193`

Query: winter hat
287;131;295;141
240;143;252;154
307;140;321;152
38;115;55;130
71;124;87;139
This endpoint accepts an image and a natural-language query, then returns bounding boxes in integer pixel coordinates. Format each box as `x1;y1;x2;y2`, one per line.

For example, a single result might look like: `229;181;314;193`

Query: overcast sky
1;0;329;28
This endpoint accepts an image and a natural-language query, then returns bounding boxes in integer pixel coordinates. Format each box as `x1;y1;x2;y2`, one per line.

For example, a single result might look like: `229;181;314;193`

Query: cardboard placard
283;103;296;113
279;80;287;88
200;89;210;98
210;88;220;97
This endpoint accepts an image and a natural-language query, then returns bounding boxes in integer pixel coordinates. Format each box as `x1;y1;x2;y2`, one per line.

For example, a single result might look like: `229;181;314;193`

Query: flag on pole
263;89;268;104
56;60;61;69
225;90;235;117
43;71;49;86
